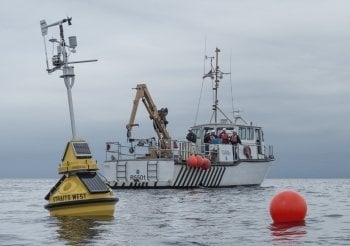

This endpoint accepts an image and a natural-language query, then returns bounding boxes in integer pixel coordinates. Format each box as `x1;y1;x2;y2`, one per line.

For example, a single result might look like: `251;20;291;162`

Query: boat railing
105;140;180;162
196;142;274;162
105;140;273;163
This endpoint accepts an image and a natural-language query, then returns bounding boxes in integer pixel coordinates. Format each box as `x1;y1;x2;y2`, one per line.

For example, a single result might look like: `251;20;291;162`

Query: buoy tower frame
40;17;97;139
40;17;118;216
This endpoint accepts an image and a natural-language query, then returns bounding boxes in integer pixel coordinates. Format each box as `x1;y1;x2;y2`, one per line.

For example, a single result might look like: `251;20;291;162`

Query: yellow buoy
45;140;118;216
40;17;118;216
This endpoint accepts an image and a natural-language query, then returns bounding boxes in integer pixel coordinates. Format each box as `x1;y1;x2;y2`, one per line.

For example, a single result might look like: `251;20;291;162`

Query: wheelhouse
190;123;273;161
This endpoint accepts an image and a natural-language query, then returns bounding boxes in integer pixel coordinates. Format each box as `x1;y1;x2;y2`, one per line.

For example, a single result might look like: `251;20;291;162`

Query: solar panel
77;172;110;193
72;142;92;157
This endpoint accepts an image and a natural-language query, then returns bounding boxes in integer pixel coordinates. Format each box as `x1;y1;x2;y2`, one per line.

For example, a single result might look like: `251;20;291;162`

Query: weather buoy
269;190;307;223
187;155;197;167
202;158;211;170
196;155;204;168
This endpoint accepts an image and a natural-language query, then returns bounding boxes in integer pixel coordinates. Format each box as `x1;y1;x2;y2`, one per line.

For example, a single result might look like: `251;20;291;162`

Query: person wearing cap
203;131;211;154
219;128;230;144
186;129;197;143
209;130;217;143
208;130;218;162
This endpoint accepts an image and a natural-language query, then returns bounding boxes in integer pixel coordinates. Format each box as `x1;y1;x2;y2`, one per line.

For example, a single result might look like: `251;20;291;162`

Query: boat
103;47;275;189
40;17;118;216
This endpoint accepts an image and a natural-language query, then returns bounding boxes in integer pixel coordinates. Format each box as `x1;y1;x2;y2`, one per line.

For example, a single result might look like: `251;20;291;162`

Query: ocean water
0;179;349;245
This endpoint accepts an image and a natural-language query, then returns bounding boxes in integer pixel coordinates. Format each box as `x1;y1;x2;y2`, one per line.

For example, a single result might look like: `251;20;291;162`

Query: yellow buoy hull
46;198;118;216
45;141;118;216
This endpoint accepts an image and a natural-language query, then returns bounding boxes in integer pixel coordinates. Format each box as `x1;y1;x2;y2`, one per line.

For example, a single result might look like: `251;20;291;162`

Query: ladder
147;161;158;181
116;161;127;181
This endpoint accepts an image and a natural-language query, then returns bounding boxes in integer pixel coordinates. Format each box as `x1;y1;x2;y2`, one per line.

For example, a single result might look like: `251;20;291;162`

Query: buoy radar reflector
40;17;118;216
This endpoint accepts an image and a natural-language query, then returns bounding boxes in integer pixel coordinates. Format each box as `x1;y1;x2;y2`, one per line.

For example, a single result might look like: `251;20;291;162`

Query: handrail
105;140;274;163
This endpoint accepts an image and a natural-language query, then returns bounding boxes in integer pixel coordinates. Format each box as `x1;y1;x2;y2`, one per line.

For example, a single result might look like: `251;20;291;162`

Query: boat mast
213;47;220;124
203;47;232;124
40;17;97;140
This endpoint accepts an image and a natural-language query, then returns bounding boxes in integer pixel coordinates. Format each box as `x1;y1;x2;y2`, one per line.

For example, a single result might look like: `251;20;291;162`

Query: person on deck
208;130;218;162
230;130;241;160
209;130;217;143
204;131;211;144
230;130;241;145
203;131;211;155
219;128;230;144
186;129;197;143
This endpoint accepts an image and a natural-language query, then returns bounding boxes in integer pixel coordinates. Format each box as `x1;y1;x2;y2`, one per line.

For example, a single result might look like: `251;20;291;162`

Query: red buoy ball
269;190;307;223
187;155;197;167
196;155;204;168
202;158;211;170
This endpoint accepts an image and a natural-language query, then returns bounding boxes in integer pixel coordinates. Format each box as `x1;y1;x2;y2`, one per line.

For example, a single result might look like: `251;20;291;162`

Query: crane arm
126;84;171;142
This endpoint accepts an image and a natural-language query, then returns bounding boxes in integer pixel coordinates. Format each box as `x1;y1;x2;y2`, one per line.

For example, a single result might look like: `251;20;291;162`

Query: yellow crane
126;84;171;151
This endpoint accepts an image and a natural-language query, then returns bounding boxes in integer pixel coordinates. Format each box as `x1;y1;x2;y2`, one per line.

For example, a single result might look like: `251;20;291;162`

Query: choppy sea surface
0;178;349;245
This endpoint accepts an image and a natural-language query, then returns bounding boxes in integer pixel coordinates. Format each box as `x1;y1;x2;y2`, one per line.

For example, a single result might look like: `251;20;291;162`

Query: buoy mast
40;17;118;216
40;17;97;139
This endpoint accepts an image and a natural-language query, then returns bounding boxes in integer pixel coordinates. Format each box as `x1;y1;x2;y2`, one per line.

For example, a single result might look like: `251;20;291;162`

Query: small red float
202;158;211;170
196;155;204;168
187;155;197;167
269;190;307;223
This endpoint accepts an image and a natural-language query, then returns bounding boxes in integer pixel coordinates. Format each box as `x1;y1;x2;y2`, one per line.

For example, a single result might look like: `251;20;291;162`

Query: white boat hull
103;159;272;189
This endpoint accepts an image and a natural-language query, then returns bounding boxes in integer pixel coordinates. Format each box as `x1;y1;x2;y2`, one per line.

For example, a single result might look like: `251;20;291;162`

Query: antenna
203;47;231;124
39;17;97;140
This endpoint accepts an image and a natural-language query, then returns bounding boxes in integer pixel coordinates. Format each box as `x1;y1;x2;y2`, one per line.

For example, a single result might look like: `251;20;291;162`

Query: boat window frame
247;127;254;140
239;127;247;140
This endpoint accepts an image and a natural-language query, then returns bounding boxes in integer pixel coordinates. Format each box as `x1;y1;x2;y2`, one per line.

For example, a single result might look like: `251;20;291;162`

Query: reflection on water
269;221;307;244
54;216;114;245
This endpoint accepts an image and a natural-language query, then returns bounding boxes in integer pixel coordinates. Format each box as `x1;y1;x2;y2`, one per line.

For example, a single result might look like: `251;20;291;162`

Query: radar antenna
40;17;97;139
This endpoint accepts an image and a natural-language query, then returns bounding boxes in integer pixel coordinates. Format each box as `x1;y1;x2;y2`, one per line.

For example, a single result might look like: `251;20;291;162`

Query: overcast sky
1;0;350;178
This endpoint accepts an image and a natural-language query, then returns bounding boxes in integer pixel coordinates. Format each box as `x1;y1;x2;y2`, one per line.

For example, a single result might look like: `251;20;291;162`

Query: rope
194;78;205;126
194;39;207;126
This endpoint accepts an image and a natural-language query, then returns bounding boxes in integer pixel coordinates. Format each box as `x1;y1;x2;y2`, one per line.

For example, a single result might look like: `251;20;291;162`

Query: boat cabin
189;122;272;162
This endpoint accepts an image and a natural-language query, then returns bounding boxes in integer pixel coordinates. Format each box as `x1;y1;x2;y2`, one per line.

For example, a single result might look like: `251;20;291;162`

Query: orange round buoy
202;158;211;170
187;155;197;167
269;190;307;223
196;155;203;168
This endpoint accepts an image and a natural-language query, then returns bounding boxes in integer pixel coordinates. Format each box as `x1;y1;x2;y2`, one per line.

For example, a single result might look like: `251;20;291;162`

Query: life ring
243;145;252;159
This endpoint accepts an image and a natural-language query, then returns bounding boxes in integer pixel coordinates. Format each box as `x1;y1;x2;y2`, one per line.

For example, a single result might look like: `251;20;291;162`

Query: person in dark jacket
186;129;197;143
230;130;241;159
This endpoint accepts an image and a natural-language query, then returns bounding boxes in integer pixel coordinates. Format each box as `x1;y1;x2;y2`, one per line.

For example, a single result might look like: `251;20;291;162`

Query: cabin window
247;127;254;140
262;131;265;142
203;127;214;134
239;127;247;140
255;128;261;141
192;129;199;140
